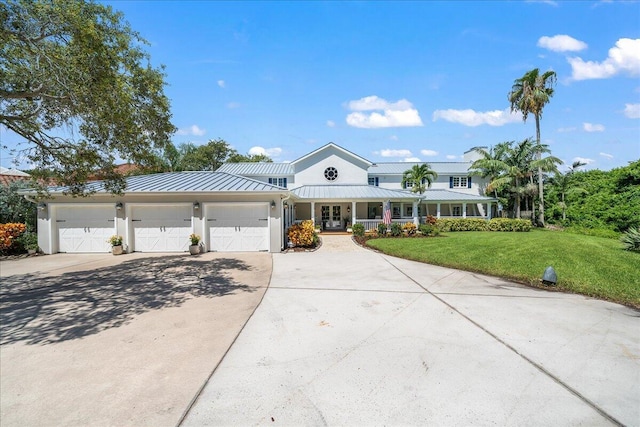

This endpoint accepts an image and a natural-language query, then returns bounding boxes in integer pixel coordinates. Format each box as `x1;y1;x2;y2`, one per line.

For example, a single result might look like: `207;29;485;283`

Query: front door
321;205;342;230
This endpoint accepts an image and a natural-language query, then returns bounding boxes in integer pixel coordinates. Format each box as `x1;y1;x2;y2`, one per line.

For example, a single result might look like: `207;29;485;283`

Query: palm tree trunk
536;114;544;227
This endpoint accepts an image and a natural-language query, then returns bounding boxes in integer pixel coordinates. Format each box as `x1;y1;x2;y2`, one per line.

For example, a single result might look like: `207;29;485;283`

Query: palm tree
469;142;510;199
509;68;557;226
401;163;438;194
553;161;587;221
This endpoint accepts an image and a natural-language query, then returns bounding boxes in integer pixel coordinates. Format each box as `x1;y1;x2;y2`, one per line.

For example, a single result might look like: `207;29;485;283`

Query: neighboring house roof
217;162;294;176
0;167;30;177
368;162;472;175
44;171;288;194
0;167;31;186
291;142;373;167
291;185;420;200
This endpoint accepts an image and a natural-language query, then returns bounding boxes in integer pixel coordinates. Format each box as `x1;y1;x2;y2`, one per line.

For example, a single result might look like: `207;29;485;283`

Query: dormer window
324;167;338;181
450;176;471;188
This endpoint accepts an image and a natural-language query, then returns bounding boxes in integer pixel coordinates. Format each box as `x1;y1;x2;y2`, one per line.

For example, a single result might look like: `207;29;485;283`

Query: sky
1;0;639;171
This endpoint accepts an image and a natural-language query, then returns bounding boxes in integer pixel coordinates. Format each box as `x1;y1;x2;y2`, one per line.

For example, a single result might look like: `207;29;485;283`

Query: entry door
132;205;192;252
321;205;342;229
208;204;269;252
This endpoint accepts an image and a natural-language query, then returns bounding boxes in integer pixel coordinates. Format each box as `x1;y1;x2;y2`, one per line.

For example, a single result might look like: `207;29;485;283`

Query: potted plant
108;235;124;255
189;233;201;255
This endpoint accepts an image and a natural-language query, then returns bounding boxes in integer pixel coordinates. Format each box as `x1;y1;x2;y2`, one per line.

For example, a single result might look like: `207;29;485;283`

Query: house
27;143;495;254
0;166;30;186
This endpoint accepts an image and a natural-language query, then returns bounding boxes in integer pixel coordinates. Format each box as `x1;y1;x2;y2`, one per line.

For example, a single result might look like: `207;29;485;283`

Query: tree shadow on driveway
0;255;255;346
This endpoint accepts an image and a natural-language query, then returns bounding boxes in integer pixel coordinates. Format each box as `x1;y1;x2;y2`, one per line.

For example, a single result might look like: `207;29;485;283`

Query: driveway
183;235;639;426
0;252;271;427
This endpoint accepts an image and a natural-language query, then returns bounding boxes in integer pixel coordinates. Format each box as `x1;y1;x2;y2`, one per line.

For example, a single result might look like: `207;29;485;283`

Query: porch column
463;203;467;218
351;201;356;225
436;203;441;219
412;201;419;226
486;202;492;220
311;201;316;226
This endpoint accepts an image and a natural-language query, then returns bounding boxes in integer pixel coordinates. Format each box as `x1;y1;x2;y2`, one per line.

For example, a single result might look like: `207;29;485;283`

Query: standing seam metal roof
216;162;294;175
368;162;473;175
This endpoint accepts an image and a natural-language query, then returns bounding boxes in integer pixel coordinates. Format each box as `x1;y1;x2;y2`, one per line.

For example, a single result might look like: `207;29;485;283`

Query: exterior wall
293;150;369;187
376;173;489;196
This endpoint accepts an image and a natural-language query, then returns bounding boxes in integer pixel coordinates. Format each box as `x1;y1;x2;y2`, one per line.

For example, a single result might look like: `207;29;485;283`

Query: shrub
17;231;38;251
436;218;488;232
425;215;438;225
402;222;417;235
352;223;365;237
377;223;388;236
621;227;640;252
288;220;317;247
487;218;532;232
108;235;123;246
419;224;434;236
390;222;402;236
189;233;201;245
0;223;27;253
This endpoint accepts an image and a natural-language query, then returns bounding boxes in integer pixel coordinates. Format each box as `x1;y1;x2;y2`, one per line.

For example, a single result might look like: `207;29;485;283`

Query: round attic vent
324;167;338;181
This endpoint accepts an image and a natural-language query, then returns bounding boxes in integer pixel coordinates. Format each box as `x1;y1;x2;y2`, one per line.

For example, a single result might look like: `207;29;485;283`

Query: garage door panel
207;204;269;252
132;205;192;252
56;206;114;253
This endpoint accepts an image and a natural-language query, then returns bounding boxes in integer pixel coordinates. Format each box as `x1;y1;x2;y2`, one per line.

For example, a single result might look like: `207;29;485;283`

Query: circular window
324;167;338;181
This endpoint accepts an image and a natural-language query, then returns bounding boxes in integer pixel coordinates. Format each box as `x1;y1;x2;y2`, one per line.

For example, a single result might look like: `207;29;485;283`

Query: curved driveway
183;235;639;426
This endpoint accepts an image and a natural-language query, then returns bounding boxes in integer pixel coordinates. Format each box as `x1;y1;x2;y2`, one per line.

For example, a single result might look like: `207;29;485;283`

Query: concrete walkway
183;235;639;426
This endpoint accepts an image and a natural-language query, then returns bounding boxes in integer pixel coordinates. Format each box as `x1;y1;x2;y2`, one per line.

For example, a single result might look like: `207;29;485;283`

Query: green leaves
401;163;438;194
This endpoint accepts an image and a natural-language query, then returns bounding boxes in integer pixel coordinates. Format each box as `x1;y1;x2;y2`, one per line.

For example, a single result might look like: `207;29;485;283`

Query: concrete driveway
183;235;639;426
0;252;271;427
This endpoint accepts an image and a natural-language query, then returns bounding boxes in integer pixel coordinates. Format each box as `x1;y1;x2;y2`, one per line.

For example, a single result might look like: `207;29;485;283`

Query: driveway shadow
0;256;255;345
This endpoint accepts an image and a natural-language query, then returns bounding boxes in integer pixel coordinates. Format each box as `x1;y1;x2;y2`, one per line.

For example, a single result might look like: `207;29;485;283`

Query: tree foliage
401;163;437;194
0;180;36;230
0;0;175;194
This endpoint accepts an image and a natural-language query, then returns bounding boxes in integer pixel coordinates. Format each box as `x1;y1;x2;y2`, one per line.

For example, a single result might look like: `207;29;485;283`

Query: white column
351;201;356;225
412;201;419;226
311;201;315;226
486;202;492;220
436;203;441;219
463;203;467;218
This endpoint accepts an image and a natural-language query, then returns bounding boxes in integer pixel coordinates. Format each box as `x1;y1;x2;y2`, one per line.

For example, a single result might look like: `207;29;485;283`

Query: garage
207;203;269;252
56;205;115;253
131;205;192;252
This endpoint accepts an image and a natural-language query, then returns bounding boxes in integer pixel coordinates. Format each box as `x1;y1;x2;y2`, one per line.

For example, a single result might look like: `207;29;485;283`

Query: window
403;178;426;189
450;176;469;188
268;177;287;187
324;167;338;181
368;176;379;186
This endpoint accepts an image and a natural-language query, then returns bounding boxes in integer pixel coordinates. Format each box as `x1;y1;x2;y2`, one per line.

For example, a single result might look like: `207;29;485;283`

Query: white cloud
420;149;438;156
176;125;206;136
538;35;587;52
599;152;614;159
573;156;595;165
568;38;640;80
624;103;640;119
583;122;605;132
432;108;522;127
217;80;226;88
404;157;421;162
345;96;423;128
446;155;458;160
326;120;335;127
557;126;577;133
377;149;413;158
248;146;282;158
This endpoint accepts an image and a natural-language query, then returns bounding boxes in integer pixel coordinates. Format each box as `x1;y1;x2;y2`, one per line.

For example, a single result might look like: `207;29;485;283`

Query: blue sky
2;0;639;171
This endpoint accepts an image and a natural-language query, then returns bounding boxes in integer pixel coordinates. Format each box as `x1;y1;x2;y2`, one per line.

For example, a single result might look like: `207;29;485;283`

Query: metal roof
421;189;495;202
46;171;287;193
291;142;372;166
368;162;472;175
291;185;419;200
216;162;293;175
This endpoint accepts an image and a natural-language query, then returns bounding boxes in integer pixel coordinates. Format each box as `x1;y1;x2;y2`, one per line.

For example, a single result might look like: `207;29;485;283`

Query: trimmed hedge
352;223;365;237
435;218;531;232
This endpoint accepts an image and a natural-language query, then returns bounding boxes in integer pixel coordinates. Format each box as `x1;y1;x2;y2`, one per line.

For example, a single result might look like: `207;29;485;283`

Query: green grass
366;229;640;309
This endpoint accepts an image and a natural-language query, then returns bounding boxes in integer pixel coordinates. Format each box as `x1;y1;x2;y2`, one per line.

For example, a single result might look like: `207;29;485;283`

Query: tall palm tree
401;163;438;194
469;142;510;199
509;68;557;226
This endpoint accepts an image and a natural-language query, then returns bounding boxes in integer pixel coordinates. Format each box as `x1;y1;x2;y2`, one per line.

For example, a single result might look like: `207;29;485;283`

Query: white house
28;142;495;254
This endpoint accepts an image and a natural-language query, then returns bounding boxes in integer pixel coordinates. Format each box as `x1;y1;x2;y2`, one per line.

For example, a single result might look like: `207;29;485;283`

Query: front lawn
366;229;640;309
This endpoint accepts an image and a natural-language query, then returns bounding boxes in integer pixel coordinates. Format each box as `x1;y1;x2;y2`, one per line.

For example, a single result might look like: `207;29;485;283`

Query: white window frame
452;176;468;188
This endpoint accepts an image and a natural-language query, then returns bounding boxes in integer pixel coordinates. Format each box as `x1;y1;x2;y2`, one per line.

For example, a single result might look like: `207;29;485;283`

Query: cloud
326;120;336;127
557;126;577;133
599;152;614;159
248;146;282;158
624;103;640;119
432;108;522;127
583;122;605;132
420;149;438;156
345;96;423;128
404;157;421;162
376;149;413;158
446;155;459;160
538;35;587;52
568;38;640;80
573;156;595;165
176;125;206;136
217;80;226;88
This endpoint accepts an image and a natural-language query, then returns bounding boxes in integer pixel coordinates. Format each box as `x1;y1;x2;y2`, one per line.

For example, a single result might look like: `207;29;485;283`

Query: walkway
183;235;639;426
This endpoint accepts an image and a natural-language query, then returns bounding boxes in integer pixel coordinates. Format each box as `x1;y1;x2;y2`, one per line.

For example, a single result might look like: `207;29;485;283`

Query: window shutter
375;177;379;186
449;177;453;188
468;176;472;188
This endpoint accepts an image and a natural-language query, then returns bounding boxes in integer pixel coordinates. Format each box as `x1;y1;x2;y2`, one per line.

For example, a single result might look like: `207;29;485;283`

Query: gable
292;146;370;186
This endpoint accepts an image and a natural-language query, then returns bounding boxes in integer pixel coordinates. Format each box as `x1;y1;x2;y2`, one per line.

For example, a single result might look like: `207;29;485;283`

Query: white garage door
132;205;192;252
207;204;269;252
57;205;115;253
